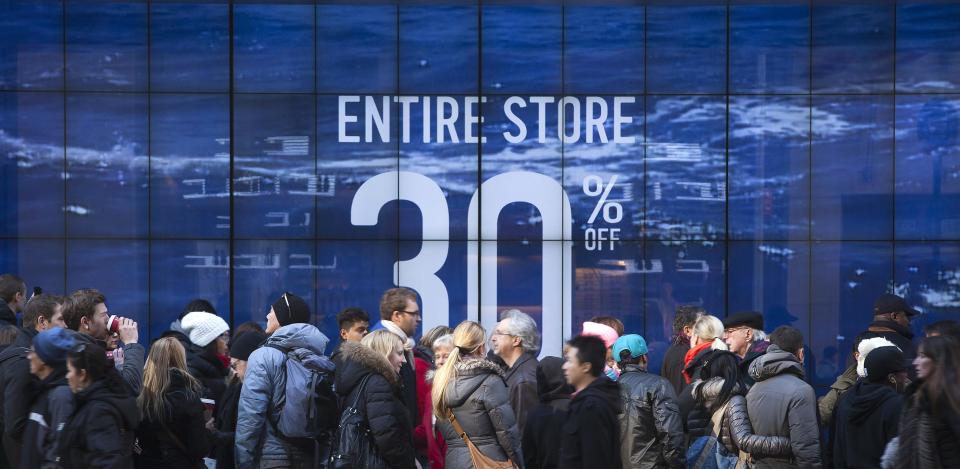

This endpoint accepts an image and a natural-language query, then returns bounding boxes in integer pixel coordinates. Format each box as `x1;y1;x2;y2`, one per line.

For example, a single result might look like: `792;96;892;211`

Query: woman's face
388;347;406;374
433;345;452;368
27;349;46;377
66;360;87;394
914;349;934;379
216;334;229;356
231;357;248;380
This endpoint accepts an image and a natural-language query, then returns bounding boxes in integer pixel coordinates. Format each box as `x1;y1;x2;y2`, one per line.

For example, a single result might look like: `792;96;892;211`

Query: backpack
267;344;338;442
328;375;388;469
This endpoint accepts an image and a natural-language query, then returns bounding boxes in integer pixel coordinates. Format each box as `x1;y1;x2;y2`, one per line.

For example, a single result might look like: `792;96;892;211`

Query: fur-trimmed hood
334;341;400;398
445;357;506;408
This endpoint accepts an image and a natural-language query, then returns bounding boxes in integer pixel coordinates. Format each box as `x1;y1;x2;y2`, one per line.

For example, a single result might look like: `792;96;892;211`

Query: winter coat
559;377;622;469
687;378;792;458
865;321;918;380
211;377;242;469
832;381;902;469
57;377;140;469
740;340;771;386
20;368;73;469
617;364;684;468
661;337;690;396
522;356;570;469
683;342;713;384
894;380;960;469
74;332;145;397
414;353;444;469
235;323;334;469
436;357;523;469
504;353;539;436
817;363;857;429
746;345;822;469
186;341;228;403
369;321;420;428
0;301;15;327
335;341;416;469
0;327;37;467
135;369;211;468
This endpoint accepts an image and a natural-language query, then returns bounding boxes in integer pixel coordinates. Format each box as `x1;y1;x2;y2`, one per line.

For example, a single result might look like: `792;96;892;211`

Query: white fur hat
181;311;229;348
857;337;899;378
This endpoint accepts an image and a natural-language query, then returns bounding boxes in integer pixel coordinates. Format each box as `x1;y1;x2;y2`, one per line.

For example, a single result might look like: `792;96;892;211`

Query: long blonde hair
362;329;404;360
138;337;204;421
431;321;486;415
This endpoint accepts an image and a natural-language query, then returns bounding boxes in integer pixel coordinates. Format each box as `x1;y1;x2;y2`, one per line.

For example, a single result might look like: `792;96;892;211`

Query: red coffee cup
108;315;121;334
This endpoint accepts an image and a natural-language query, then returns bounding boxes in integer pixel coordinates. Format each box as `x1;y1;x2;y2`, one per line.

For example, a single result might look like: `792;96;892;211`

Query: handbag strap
709;401;732;438
446;410;473;444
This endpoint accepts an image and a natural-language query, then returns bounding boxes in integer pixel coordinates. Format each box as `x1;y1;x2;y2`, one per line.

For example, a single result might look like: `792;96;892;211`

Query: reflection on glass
150;2;229;92
482;5;561;94
730;4;809;93
232;240;316;327
150;240;230;338
399;5;477;93
66;1;147;91
812;4;894;93
896;4;960;92
572;241;645;350
895;243;960;331
0;0;63;90
647;4;725;93
728;241;810;333
234;4;313;93
564;6;643;94
317;4;396;93
67;239;149;330
0;239;65;295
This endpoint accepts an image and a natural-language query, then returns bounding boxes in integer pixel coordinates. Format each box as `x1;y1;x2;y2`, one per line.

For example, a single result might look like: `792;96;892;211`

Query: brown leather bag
446;411;517;469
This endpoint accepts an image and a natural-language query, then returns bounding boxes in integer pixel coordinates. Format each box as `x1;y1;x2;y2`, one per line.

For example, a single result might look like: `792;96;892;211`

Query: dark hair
0;274;25;304
769;325;804;355
924;320;960;339
337;307;370;331
22;294;64;329
379;287;417;322
589;315;624;337
918;335;960;414
0;325;18;347
67;342;127;393
62;289;106;331
181;298;216;320
566;335;607;377
233;321;264;340
617;348;643;366
694;350;746;412
673;305;705;334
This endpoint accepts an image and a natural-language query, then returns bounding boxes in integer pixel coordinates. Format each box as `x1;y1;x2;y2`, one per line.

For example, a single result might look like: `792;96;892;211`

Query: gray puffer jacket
618;364;685;468
436;357;524;469
235;324;333;469
690;378;793;458
746;346;822;469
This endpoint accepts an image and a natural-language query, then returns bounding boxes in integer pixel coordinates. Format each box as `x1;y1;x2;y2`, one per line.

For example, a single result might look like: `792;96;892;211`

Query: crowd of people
0;272;957;469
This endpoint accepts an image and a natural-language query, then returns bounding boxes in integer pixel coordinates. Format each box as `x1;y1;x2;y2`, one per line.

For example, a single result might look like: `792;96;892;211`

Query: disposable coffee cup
107;315;121;334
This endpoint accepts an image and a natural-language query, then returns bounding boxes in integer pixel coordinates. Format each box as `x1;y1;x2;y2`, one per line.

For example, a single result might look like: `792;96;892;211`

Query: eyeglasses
399;310;420;317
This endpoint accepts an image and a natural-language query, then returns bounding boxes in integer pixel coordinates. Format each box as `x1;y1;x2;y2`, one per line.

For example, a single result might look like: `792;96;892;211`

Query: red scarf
682;341;713;383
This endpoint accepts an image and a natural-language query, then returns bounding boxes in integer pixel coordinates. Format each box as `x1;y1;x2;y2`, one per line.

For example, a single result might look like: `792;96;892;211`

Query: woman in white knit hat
180;311;230;402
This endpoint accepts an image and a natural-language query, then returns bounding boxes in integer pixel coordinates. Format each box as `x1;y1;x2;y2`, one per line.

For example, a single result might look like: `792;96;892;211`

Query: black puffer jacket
559;377;622;469
21;367;73;469
57;377;140;469
617;364;684;468
894;380;960;469
687;378;793;458
522;356;571;469
185;342;228;403
335;341;416;469
210;377;241;469
0;326;36;467
134;369;210;468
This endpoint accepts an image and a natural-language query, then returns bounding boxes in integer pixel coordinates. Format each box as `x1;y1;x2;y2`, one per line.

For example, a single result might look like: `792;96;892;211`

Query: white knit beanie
181;311;229;347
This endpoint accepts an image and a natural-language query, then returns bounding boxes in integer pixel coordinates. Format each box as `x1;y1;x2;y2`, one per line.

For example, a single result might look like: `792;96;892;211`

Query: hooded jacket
522;356;571;469
832;381;902;469
335;341;416;469
746;345;822;469
185;341;229;402
134;369;211;468
57;377;140;469
20;367;73;469
865;321;917;380
818;363;858;429
617;364;685;469
894;380;960;469
0;326;37;466
686;378;793;459
235;323;334;469
559;377;622;469
436;357;523;469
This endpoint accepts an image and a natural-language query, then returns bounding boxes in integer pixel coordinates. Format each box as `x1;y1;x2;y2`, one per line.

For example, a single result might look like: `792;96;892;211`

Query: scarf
379;320;416;351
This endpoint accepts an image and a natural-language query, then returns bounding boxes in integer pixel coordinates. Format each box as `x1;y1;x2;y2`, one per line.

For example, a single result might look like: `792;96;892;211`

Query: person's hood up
536;356;571;402
445;357;504;408
76;379;140;430
265;323;330;356
849;380;901;425
334;341;399;398
749;344;805;382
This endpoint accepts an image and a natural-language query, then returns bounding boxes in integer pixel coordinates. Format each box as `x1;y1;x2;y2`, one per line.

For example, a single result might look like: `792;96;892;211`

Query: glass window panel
727;240;810;334
0;0;63;90
234;3;314;93
232;239;319;328
729;96;810;241
571;240;645;350
811;96;894;241
397;240;469;336
564;5;644;94
317;240;398;343
399;5;477;94
812;4;894;93
896;4;960;93
66;239;149;330
0;92;64;237
317;3;396;94
150;94;230;238
895;242;960;323
0;239;65;296
647;4;726;94
150;239;230;340
150;2;229;92
65;93;148;238
730;4;809;93
66;0;147;92
482;5;561;94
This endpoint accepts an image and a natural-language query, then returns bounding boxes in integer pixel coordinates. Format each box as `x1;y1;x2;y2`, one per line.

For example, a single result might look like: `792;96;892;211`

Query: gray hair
752;328;767;343
499;309;541;352
432;333;454;351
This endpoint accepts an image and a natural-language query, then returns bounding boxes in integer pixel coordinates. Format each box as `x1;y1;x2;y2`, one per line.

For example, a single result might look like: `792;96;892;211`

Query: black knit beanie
271;292;311;326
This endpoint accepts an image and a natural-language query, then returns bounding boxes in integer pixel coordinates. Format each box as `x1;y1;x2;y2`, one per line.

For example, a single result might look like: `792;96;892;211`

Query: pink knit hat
581;321;619;348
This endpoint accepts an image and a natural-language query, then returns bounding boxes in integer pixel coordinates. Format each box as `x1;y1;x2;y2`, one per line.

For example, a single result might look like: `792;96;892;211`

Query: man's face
83;303;109;340
340;321;369;343
562;346;590;389
265;308;280;334
723;327;752;357
392;298;420;337
27;349;45;377
490;319;520;358
49;304;65;329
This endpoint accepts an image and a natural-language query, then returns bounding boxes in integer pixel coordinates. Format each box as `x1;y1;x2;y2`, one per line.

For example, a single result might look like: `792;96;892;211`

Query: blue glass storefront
1;0;959;391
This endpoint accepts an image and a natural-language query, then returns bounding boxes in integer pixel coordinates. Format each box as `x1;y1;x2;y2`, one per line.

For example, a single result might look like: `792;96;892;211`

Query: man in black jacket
492;309;540;434
661;305;703;395
0;275;26;327
832;346;907;469
522;356;571;469
560;335;622;469
0;294;66;467
371;288;422;429
862;293;919;379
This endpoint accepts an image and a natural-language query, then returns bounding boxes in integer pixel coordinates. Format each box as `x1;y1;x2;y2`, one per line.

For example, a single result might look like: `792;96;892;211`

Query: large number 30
350;171;572;356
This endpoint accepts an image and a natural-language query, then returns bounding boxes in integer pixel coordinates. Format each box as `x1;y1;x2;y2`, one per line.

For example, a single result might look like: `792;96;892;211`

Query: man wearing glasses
722;311;769;384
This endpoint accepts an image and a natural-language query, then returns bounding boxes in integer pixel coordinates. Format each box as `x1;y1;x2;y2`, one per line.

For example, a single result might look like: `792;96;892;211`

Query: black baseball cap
874;293;919;317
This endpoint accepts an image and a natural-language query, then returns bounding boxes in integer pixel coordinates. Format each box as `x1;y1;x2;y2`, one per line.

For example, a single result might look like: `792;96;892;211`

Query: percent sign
583;175;623;224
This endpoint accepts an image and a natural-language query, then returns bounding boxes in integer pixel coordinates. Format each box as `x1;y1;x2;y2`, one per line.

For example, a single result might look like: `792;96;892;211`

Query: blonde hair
431;321;486;415
362;329;404;359
138;337;203;421
693;315;728;351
